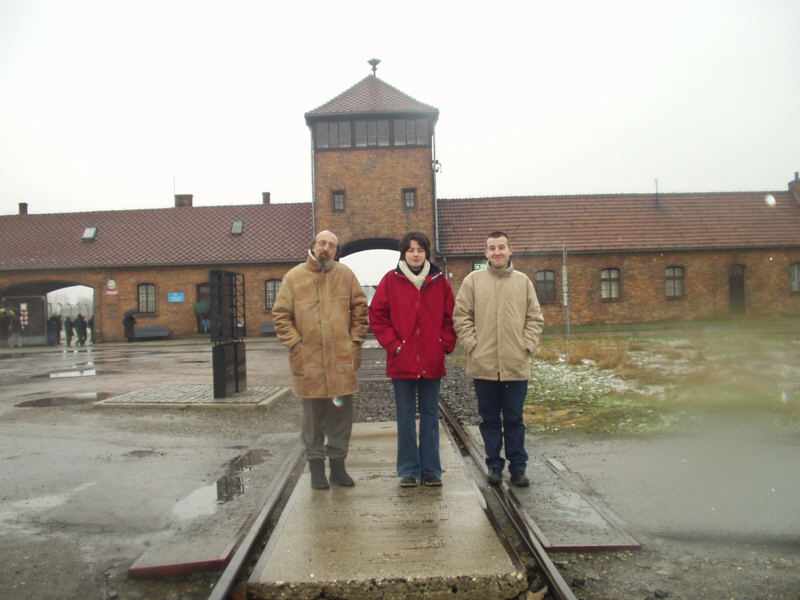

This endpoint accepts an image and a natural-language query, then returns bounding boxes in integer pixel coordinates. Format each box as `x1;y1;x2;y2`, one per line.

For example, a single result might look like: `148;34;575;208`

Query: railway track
206;407;578;600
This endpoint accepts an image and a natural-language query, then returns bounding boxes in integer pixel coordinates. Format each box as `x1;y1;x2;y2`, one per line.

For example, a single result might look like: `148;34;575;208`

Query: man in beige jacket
272;230;368;490
453;231;544;487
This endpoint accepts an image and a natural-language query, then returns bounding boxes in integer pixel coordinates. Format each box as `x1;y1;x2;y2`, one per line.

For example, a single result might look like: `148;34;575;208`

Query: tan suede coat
453;262;544;381
272;253;368;399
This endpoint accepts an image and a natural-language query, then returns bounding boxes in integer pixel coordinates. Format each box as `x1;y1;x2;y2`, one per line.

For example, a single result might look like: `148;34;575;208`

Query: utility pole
562;242;570;336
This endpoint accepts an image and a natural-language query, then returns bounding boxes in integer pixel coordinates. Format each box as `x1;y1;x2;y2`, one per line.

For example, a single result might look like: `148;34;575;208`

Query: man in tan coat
272;230;369;490
453;231;544;487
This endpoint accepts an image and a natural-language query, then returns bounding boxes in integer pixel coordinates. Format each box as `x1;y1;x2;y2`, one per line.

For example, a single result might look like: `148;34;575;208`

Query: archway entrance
1;281;95;346
339;238;400;303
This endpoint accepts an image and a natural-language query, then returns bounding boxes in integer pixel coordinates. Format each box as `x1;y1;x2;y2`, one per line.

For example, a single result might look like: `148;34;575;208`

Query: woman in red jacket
369;232;457;487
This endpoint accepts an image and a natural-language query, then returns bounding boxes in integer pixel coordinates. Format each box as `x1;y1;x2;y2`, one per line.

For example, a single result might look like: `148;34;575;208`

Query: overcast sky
2;1;799;282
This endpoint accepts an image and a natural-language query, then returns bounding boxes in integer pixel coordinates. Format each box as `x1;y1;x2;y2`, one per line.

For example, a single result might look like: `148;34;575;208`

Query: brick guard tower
304;59;440;257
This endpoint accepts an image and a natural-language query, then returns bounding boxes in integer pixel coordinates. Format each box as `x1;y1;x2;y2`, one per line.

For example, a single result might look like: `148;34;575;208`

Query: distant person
453;231;544;487
88;316;94;344
122;313;136;342
272;230;368;490
0;313;9;346
64;316;74;347
8;313;23;348
47;315;61;346
369;231;456;488
74;314;87;346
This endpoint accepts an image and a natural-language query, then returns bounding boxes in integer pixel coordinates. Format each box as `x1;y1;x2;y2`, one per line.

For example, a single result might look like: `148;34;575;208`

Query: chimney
18;202;28;215
789;172;800;205
262;192;271;204
174;194;193;208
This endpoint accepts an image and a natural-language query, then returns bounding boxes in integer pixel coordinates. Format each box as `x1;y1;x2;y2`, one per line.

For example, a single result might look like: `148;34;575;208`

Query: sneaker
510;470;530;487
422;476;442;487
400;477;418;487
486;467;503;485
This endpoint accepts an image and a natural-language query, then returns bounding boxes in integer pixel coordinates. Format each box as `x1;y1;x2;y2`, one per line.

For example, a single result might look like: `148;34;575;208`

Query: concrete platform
467;426;639;551
248;422;528;600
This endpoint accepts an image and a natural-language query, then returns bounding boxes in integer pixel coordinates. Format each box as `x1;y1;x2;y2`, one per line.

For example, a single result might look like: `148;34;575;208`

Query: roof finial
368;58;381;76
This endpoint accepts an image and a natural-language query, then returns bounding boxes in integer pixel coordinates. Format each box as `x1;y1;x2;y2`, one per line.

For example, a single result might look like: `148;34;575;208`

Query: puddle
34;368;97;378
15;392;115;407
125;449;166;458
171;449;270;521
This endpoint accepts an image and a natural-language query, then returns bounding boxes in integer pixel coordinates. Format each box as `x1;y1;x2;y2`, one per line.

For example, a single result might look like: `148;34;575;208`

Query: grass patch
525;326;800;434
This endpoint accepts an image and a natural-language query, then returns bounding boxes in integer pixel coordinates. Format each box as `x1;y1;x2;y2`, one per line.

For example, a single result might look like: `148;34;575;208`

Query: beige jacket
272;252;368;399
453;262;544;381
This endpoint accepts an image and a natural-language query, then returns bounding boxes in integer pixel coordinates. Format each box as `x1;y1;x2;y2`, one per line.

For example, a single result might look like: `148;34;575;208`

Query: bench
260;322;276;336
134;326;170;340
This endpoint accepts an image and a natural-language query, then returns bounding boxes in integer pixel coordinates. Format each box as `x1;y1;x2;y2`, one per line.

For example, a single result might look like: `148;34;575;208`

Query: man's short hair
399;231;431;260
487;231;511;245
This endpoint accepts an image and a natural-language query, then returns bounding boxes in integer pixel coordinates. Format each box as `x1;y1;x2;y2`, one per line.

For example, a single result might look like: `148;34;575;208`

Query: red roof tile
0;203;313;271
437;191;800;255
305;75;438;121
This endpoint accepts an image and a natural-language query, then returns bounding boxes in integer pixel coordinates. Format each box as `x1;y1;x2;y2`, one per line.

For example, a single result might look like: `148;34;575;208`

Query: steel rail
207;440;304;600
440;403;579;600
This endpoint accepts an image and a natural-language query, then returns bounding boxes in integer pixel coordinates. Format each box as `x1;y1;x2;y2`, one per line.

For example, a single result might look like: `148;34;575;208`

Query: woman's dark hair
399;231;431;260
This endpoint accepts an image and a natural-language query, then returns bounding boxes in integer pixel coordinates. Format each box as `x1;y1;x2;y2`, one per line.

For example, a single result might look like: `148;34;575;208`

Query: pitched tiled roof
305;75;438;121
437;191;800;255
0;203;313;271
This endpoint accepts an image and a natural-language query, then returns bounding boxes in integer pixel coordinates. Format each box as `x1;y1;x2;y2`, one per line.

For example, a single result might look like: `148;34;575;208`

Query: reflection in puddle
49;369;97;378
15;392;114;407
171;449;270;521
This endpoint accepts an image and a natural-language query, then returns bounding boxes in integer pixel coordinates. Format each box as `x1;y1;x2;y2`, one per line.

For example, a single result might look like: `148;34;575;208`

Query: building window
377;120;389;146
332;190;345;212
403;189;417;210
315;122;329;149
265;279;281;310
315;121;351;149
138;284;156;313
791;263;800;292
601;268;620;300
535;270;556;303
665;266;685;298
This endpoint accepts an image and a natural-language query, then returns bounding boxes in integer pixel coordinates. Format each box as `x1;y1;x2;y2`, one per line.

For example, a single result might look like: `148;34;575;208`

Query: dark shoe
487;467;503;485
329;458;355;487
400;477;418;488
510;470;530;487
308;459;329;490
422;476;442;487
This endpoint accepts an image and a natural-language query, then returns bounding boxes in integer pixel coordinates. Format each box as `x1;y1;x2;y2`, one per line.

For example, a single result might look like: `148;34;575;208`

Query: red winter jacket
369;262;457;380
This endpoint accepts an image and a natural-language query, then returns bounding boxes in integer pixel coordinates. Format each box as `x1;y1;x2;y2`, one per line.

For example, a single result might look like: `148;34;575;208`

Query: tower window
403;189;417;210
332;191;345;212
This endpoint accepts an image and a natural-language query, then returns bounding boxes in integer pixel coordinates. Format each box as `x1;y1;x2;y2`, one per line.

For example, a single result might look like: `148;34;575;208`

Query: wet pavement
1;336;799;599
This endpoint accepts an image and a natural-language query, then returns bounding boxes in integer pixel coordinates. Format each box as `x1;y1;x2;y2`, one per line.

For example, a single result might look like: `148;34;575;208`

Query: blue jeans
473;379;529;473
392;378;442;480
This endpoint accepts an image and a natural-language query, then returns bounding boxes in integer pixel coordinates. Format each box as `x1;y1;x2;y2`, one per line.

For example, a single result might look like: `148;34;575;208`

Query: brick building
2;67;800;344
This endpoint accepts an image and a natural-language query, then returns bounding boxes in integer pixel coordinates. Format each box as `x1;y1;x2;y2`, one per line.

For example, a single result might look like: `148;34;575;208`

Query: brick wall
313;147;435;246
0;262;297;342
443;248;800;327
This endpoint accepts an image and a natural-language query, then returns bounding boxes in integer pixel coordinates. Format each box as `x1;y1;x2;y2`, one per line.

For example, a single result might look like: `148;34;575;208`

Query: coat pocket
288;343;305;376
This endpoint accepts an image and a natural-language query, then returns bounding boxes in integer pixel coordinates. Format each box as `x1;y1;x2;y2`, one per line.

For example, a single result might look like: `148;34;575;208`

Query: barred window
265;279;281;310
791;263;800;292
665;266;685;297
403;189;417;210
601;268;620;300
535;270;556;303
332;190;345;212
138;284;156;313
